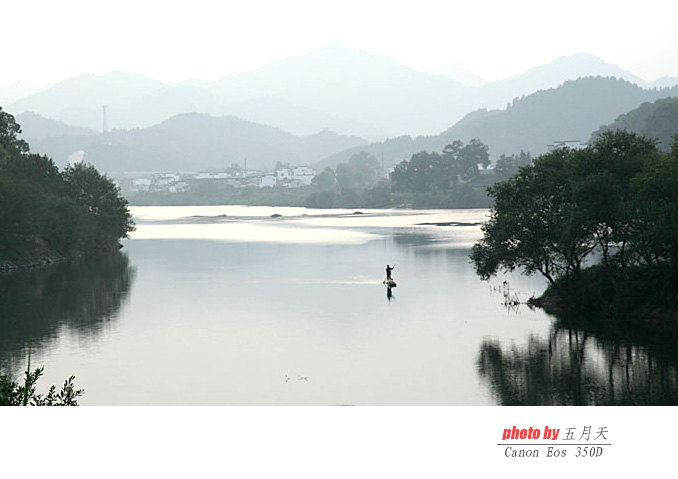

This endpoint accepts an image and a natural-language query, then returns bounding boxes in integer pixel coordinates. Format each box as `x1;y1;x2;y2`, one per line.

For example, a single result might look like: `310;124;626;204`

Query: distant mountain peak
434;62;487;87
566;52;599;60
512;52;646;86
650;76;678;88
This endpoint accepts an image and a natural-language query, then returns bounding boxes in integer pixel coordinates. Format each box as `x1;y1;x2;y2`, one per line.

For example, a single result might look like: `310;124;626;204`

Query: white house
155;173;181;186
259;175;277;188
194;172;214;180
169;182;190;193
291;166;316;186
132;178;152;191
276;168;293;180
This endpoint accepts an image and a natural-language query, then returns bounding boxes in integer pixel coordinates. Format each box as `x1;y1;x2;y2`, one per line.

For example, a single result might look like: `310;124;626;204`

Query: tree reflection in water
0;253;135;375
477;323;678;405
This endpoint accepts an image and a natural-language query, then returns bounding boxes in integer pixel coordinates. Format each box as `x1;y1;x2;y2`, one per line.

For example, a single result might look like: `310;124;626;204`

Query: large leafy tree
0;107;29;160
63;162;135;250
347;151;382;189
0;109;134;260
494;151;532;179
445;138;490;181
630;136;678;267
312;167;336;191
471;148;593;285
570;131;659;268
471;131;665;287
391;151;448;194
391;139;490;196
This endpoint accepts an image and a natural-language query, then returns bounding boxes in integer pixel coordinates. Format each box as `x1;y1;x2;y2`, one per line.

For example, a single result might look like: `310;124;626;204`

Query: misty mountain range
3;43;678;172
5;43;677;139
20;112;369;172
319;77;678;169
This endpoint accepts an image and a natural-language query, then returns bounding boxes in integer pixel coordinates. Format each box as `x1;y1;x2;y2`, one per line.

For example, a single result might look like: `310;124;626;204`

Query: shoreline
0;253;68;274
529;294;678;337
0;244;123;275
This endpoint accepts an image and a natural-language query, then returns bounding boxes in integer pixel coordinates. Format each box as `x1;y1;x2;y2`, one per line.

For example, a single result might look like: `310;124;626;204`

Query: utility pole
102;105;108;135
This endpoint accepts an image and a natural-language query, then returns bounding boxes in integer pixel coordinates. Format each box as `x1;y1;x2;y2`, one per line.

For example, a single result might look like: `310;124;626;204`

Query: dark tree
471;130;676;313
63;162;135;250
0;109;134;260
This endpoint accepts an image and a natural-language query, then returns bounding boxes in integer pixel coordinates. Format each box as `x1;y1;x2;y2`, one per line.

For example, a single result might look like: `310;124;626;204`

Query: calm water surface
1;206;677;405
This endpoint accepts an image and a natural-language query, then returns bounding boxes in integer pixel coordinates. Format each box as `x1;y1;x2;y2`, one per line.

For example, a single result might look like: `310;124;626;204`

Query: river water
1;206;676;405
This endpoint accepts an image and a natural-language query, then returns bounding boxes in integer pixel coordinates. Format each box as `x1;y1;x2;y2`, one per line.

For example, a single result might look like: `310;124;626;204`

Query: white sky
2;0;678;87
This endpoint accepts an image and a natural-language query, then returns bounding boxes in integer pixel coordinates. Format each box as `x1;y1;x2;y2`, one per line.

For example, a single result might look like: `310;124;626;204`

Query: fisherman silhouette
384;264;396;301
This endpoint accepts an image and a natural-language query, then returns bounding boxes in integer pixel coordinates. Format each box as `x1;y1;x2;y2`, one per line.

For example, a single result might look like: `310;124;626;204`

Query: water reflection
0;253;135;375
477;323;678;405
392;229;479;250
9;205;674;405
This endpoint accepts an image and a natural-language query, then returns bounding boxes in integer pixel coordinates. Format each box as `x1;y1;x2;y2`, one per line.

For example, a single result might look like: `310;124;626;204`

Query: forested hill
15;111;98;140
318;77;678;169
0;108;134;266
19;112;369;172
590;97;678;151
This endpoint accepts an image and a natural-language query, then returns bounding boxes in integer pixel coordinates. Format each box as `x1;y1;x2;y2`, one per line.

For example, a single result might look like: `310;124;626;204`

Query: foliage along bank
471;130;678;324
306;141;531;209
0;108;134;268
126;141;525;210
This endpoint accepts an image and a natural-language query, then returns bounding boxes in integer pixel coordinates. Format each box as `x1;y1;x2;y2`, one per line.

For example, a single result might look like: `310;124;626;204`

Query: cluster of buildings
113;166;317;194
112;139;586;195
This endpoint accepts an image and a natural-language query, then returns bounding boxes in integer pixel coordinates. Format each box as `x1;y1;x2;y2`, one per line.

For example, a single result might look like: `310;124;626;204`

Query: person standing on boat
386;264;395;280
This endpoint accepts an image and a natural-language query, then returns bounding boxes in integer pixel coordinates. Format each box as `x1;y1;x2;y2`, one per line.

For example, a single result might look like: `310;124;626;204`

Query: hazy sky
3;0;678;87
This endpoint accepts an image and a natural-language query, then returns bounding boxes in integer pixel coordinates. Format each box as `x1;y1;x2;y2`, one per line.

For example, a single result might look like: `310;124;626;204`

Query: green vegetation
305;143;502;209
0;108;134;263
129;182;313;207
389;139;493;208
305;151;388;208
387;140;532;208
306;140;527;209
1;366;84;406
127;142;533;210
591;97;678;151
471;130;678;320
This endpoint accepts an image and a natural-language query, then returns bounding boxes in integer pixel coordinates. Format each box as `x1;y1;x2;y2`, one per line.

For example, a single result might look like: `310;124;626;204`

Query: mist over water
1;206;676;405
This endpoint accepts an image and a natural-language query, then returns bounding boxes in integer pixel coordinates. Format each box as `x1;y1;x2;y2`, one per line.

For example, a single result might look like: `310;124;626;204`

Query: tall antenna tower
102;105;108;135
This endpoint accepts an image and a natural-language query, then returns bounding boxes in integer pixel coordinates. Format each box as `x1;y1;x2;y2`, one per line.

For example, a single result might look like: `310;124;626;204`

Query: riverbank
528;264;678;338
124;182;494;210
0;243;124;274
0;253;68;273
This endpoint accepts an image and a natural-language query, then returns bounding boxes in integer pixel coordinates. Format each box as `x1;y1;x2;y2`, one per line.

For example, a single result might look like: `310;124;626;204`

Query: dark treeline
306;151;389;208
0;108;134;264
305;140;531;209
472;130;678;321
388;140;531;208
